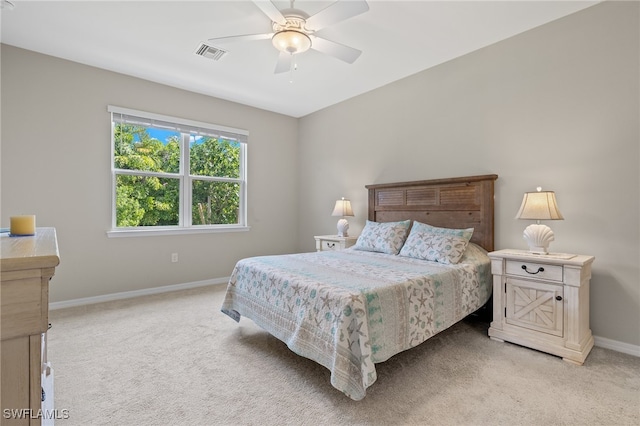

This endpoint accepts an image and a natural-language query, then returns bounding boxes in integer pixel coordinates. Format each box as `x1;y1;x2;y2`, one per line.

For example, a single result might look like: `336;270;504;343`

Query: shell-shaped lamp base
337;218;350;237
523;223;555;254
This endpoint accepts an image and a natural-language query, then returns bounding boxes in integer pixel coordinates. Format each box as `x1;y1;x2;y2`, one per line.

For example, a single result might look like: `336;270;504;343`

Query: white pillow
353;220;411;255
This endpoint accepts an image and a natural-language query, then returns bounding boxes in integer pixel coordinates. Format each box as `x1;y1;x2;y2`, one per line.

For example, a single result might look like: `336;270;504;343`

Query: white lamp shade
515;191;564;220
331;198;354;217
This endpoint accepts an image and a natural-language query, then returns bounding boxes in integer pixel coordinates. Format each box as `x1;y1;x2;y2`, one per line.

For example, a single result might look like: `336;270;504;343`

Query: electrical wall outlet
171;253;179;263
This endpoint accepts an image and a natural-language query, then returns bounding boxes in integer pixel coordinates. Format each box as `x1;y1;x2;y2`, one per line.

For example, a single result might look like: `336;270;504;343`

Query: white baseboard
49;277;229;311
594;335;640;357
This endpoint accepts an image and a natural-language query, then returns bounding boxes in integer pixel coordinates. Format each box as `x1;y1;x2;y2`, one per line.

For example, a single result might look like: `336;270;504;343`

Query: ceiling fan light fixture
272;30;311;54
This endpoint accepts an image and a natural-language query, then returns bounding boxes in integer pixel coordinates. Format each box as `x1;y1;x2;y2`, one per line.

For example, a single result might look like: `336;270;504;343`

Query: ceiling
1;0;598;118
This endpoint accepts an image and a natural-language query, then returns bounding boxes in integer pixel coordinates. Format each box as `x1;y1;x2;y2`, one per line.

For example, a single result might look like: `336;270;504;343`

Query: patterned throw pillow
353;220;411;255
399;221;474;264
416;222;474;240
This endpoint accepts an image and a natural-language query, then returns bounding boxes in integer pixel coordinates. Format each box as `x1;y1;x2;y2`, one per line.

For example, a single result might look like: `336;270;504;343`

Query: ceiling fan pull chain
289;54;295;83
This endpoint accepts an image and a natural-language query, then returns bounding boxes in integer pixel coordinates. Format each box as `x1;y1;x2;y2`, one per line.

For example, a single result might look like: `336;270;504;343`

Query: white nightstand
487;249;595;365
314;235;358;252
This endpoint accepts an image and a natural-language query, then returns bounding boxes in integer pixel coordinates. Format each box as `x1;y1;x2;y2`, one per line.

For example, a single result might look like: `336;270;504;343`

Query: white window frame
107;106;249;238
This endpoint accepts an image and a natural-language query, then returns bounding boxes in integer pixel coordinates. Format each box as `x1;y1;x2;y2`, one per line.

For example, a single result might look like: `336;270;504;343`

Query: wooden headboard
366;174;498;252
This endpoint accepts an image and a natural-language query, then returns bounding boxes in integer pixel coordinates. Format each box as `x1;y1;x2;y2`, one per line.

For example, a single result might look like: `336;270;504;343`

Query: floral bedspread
221;244;491;400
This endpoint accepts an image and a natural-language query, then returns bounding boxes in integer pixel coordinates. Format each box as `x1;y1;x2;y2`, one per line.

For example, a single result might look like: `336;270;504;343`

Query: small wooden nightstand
488;249;595;365
314;235;358;252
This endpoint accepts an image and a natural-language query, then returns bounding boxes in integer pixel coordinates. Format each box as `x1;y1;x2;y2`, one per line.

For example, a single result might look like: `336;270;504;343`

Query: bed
221;174;498;400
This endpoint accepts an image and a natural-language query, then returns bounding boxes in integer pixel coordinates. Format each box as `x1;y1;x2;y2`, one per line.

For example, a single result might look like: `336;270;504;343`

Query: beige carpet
48;285;639;426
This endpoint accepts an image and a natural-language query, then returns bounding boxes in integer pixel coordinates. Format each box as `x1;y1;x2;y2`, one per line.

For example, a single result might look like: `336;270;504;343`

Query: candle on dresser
10;215;36;236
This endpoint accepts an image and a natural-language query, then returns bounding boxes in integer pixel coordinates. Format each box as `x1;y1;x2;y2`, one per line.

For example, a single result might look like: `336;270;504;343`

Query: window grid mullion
189;175;243;184
114;169;181;179
182;133;191;227
240;144;247;226
111;120;117;230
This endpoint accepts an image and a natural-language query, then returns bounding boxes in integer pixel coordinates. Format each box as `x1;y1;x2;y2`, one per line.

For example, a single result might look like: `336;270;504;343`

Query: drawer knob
521;265;544;275
556;296;563;301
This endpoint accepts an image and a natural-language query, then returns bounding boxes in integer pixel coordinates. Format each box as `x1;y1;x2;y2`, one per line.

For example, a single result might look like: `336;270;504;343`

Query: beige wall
298;1;639;346
1;45;299;302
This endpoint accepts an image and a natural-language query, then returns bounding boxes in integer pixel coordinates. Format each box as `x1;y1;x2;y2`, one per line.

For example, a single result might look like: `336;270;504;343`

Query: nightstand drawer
320;240;340;251
314;235;358;252
506;260;563;282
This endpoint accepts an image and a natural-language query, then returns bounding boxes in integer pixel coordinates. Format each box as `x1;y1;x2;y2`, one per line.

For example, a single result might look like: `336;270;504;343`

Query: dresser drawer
505;260;563;282
1;272;48;339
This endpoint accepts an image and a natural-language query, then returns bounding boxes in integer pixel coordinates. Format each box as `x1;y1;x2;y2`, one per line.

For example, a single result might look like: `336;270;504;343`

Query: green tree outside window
114;123;242;228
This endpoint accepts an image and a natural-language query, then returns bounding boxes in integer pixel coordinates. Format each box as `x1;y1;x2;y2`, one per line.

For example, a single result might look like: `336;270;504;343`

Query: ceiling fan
206;0;369;74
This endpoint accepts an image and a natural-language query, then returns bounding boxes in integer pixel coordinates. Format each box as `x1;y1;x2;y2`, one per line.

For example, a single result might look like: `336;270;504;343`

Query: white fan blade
253;0;287;25
208;33;273;44
305;0;369;31
274;52;292;74
311;37;362;64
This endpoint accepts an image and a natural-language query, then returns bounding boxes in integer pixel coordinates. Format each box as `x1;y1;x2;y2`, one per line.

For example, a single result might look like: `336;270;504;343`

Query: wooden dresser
1;228;60;425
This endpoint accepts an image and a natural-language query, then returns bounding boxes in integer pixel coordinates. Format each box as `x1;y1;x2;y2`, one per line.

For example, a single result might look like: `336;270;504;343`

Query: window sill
106;225;250;238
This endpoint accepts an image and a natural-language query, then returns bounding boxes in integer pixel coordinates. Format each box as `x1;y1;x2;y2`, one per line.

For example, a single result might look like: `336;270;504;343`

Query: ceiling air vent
195;43;228;61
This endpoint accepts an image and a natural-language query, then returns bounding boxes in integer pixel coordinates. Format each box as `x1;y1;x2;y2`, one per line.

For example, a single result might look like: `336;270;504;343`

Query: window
107;106;248;237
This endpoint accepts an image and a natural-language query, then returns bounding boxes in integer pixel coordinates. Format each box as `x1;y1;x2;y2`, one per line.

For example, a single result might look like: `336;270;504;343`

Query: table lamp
331;197;354;237
515;187;564;254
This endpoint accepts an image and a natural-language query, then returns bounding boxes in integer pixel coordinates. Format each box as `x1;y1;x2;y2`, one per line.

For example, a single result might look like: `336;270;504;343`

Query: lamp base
522;223;555;254
336;218;349;237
